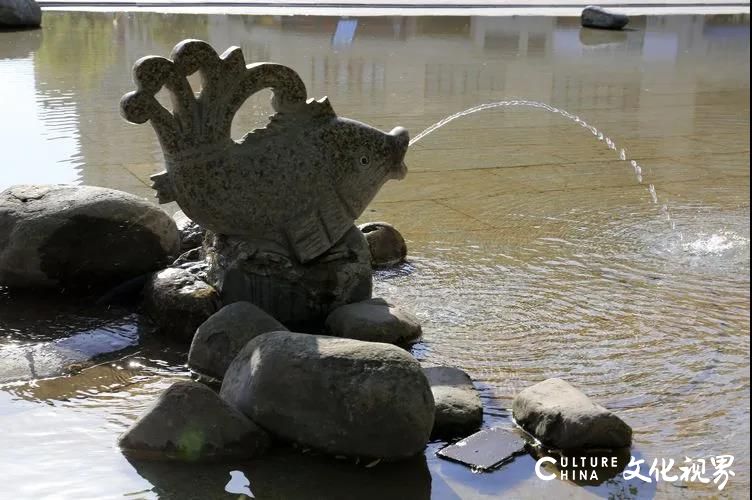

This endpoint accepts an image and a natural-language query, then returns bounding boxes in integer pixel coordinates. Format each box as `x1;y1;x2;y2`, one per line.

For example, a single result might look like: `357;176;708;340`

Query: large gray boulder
358;222;407;267
423;364;483;438
581;5;629;30
220;331;435;459
188;302;287;380
0;0;41;28
119;381;270;461
325;298;422;345
142;268;221;343
513;378;632;450
0;185;180;291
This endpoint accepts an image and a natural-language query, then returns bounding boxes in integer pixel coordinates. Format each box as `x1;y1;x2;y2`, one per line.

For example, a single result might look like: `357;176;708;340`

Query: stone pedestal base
205;226;372;330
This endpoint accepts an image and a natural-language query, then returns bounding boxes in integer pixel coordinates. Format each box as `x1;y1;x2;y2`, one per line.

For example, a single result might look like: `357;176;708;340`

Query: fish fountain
121;39;410;327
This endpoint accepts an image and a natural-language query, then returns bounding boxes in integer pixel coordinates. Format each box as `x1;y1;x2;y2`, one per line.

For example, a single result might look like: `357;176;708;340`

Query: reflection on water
0;11;749;499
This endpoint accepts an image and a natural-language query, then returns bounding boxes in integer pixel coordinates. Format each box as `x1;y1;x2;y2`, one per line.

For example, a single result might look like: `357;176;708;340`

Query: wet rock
188;302;288;380
358;222;407;267
171;247;210;282
0;185;180;291
119;381;270;462
220;331;435;459
325;298;421;345
512;378;632;450
173;210;205;252
0;0;41;28
423;364;483;438
142;268;221;343
207;226;372;331
581;5;629;30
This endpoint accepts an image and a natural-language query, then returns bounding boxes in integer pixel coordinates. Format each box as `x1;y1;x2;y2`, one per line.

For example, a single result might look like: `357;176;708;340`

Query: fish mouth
391;161;407;180
389;126;410;180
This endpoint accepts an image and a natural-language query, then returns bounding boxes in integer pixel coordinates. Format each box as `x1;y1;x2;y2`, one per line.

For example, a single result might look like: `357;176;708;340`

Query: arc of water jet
409;99;672;221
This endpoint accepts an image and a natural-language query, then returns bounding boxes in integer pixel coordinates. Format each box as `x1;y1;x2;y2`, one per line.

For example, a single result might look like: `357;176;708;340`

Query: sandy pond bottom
0;10;750;499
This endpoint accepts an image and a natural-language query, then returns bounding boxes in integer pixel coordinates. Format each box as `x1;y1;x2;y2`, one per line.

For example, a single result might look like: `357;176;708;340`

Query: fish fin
149;171;176;204
286;210;335;264
287;193;356;263
318;191;356;250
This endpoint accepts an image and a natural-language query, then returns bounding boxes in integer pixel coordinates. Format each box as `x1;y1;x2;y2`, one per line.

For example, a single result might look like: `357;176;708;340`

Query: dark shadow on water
579;27;629;46
127;447;431;500
0;26;41;59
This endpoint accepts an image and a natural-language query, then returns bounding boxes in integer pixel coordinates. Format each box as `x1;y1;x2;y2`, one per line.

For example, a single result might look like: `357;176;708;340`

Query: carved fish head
322;115;409;219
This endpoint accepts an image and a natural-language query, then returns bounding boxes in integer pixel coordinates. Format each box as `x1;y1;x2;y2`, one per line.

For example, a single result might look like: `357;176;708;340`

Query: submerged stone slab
358;222;407;267
119;381;270;462
142;268;221;343
220;331;435;459
513;378;632;450
581;5;629;30
0;0;42;28
120;39;409;265
437;427;527;471
325;298;421;345
0;185;180;291
0;314;143;384
188;301;288;380
423;364;483;438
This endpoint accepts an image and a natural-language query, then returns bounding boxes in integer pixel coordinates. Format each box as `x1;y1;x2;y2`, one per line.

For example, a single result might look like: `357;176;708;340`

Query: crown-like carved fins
121;40;313;159
218;62;308;136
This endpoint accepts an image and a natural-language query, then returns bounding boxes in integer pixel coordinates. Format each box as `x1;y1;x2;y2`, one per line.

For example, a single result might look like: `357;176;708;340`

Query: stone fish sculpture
120;39;409;264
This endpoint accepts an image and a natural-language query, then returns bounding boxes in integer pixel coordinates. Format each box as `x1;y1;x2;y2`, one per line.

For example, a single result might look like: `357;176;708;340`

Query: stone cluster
0;183;635;466
0;183;487;461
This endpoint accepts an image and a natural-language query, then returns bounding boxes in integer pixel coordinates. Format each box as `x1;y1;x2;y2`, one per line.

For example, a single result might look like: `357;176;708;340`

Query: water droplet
648;184;658;204
619;149;626;160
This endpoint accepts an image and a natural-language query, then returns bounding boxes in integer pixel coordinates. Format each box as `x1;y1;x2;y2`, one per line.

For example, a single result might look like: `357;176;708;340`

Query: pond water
0;11;749;499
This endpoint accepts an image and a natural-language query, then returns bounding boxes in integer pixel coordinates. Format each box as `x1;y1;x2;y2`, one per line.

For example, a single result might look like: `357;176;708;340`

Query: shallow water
0;11;749;499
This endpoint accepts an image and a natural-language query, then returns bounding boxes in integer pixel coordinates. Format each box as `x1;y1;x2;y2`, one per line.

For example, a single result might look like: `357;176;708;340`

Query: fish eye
359;155;370;166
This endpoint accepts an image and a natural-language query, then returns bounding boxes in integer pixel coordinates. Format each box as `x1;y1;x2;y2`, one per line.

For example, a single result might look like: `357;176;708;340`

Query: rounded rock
188;301;288;380
581;5;629;30
119;380;270;462
423;364;483;438
143;267;221;343
358;222;407;267
220;331;435;460
0;184;180;291
513;378;632;450
325;298;422;345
